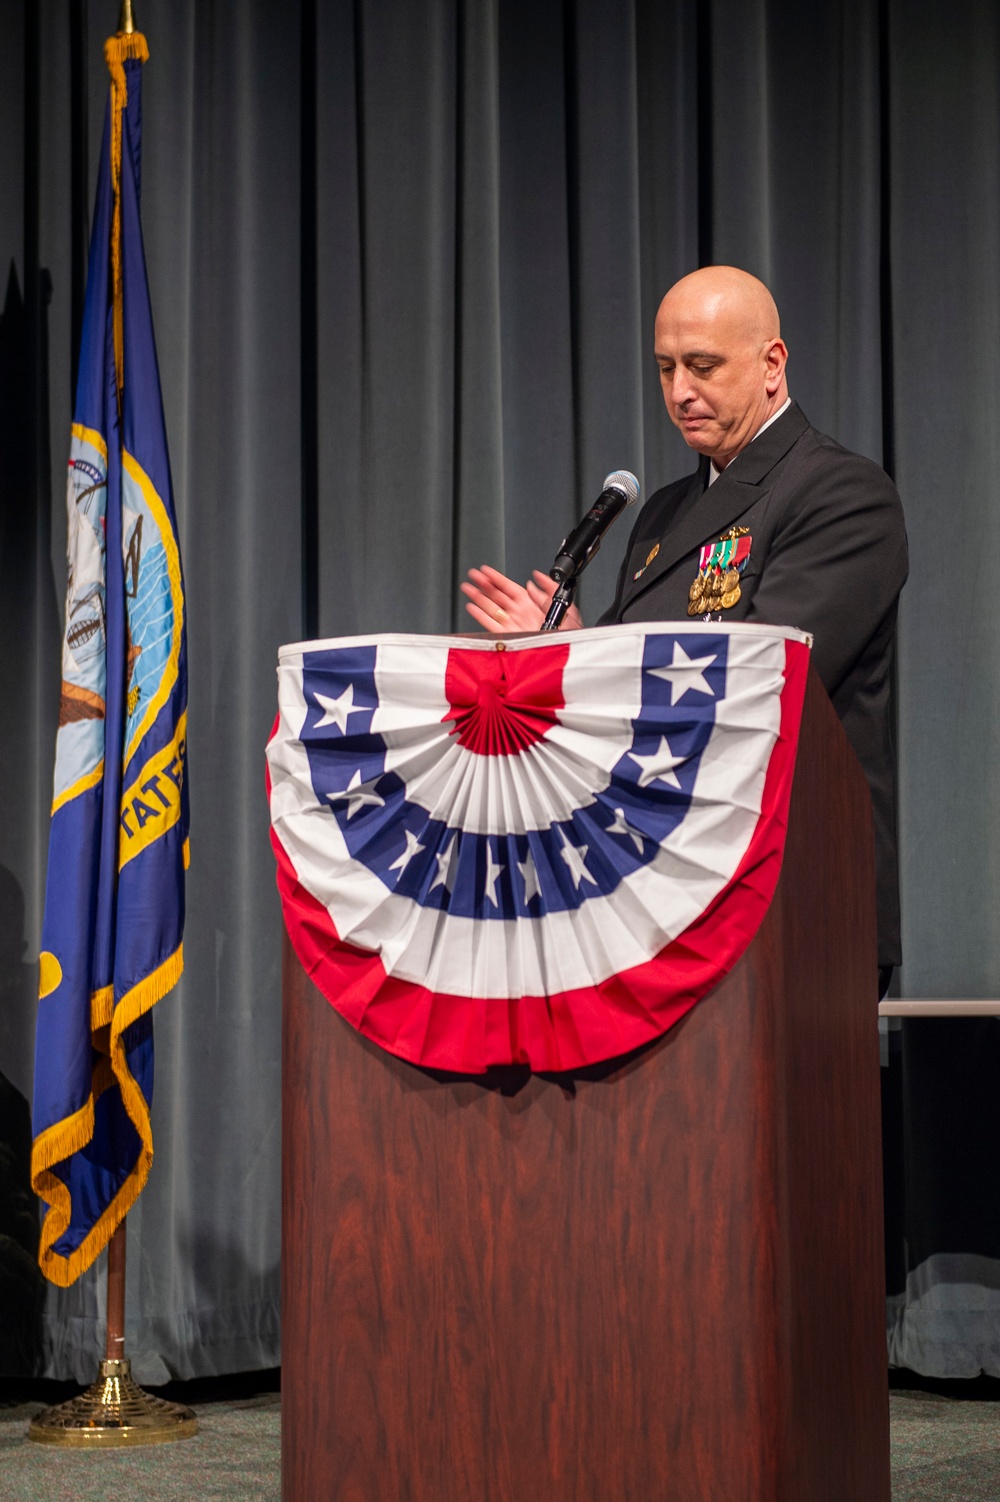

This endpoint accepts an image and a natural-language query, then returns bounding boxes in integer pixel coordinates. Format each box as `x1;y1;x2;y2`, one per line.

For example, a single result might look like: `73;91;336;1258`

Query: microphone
541;469;641;632
549;470;641;585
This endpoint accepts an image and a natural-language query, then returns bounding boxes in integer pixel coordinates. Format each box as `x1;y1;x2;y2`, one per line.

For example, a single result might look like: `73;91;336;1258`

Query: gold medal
694;527;752;614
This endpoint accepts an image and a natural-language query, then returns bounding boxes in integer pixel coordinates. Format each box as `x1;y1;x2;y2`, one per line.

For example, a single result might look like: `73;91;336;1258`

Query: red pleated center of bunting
443;644;569;756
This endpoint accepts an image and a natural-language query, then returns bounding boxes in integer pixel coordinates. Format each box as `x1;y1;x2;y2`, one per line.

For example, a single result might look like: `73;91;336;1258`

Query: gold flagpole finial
118;0;135;34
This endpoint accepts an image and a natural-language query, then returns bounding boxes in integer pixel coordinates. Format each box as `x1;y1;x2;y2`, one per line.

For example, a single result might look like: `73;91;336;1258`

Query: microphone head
603;469;641;507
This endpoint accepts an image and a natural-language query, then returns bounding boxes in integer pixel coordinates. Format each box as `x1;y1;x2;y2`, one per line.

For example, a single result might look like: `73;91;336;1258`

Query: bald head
659;266;781;344
654;266;789;468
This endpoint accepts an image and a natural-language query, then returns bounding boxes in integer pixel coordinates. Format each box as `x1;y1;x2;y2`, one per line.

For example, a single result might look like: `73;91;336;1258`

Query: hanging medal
687;527;753;616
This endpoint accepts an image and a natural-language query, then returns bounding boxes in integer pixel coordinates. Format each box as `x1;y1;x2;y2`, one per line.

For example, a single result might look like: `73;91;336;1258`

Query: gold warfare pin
632;542;659;581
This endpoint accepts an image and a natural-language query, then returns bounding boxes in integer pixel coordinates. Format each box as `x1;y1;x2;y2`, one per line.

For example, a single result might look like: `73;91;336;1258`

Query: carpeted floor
890;1389;1000;1501
1;1385;998;1499
0;1393;280;1502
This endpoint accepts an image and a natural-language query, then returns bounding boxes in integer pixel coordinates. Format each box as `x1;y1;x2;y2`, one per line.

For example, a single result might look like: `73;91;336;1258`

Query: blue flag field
31;29;188;1286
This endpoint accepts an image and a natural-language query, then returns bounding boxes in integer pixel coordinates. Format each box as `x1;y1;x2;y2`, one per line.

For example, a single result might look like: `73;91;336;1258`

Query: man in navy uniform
462;265;908;988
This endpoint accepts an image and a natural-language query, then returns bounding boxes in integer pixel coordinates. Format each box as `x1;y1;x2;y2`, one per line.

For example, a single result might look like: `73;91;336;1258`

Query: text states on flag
119;711;187;864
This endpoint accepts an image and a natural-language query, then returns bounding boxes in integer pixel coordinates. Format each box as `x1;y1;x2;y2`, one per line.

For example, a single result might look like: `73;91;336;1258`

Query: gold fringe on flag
30;944;184;1287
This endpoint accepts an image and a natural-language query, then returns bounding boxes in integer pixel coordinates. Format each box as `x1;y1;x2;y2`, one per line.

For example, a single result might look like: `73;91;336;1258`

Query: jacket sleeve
745;450;908;696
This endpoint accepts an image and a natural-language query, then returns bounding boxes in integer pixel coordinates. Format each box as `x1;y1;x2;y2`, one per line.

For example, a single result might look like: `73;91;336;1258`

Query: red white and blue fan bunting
267;622;811;1072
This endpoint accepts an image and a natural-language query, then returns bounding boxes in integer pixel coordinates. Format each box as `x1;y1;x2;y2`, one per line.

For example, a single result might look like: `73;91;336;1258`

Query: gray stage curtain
3;0;300;1381
0;0;996;1380
881;0;1000;1378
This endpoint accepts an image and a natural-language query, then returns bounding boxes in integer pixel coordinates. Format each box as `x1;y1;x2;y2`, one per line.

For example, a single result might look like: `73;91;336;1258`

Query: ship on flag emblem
267;622;811;1073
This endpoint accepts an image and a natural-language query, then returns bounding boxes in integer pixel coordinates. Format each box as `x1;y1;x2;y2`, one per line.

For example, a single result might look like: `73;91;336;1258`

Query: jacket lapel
621;402;810;612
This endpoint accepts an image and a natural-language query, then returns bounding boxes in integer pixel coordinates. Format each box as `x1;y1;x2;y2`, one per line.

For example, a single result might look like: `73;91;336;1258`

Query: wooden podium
281;669;890;1502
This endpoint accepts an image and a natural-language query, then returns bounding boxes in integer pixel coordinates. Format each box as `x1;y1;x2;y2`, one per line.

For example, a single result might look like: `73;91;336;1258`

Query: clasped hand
461;565;583;634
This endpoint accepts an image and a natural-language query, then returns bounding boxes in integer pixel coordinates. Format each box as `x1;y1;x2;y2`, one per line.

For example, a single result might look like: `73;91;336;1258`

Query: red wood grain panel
282;667;889;1502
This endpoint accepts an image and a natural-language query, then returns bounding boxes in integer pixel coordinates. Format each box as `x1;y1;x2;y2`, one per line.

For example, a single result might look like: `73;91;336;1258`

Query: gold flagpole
29;5;196;1445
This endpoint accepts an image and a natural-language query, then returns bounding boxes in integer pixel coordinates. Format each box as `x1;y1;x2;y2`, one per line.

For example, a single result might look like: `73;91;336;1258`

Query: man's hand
461;565;584;634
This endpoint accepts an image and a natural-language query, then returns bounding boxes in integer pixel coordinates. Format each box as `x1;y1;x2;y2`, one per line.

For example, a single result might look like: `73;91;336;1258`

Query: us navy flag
31;28;188;1285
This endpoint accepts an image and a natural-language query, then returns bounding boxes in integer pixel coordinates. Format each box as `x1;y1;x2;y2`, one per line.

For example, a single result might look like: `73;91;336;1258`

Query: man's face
654;293;785;468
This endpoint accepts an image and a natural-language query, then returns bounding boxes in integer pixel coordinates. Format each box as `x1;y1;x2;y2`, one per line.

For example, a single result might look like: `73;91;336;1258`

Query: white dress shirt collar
707;397;792;487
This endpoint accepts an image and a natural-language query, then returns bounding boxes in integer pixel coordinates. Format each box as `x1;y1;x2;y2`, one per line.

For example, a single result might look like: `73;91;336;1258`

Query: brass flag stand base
28;1217;198;1448
28;1357;198;1448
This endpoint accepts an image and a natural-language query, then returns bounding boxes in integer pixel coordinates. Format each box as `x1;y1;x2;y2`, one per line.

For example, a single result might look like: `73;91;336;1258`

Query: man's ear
763;338;788;395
